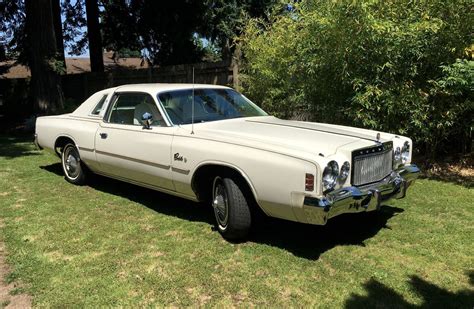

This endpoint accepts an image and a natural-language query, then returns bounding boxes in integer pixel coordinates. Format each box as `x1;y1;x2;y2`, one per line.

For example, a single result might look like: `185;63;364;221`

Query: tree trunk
51;0;66;67
221;38;232;64
85;0;104;72
232;43;241;91
25;0;64;115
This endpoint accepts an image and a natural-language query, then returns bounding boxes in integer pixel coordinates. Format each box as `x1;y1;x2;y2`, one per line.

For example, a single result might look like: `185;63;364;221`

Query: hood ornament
376;133;381;143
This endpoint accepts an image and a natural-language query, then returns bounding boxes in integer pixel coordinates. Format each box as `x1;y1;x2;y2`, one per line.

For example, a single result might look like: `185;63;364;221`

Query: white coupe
35;84;420;240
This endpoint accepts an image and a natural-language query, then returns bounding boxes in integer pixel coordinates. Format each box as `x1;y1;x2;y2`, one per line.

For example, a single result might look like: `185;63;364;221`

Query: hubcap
63;146;80;179
212;178;228;229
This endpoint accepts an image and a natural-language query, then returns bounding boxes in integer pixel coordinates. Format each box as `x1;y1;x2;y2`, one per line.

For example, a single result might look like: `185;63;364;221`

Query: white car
35;84;420;240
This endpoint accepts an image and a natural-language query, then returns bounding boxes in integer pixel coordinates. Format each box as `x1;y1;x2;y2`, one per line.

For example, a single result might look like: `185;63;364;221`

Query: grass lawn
0;135;473;307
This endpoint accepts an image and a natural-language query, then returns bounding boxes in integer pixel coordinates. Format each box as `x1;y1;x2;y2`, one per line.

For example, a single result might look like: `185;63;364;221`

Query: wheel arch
191;162;265;214
54;135;77;157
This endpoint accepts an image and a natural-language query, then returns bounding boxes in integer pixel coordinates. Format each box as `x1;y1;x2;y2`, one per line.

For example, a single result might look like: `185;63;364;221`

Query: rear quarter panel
36;115;101;170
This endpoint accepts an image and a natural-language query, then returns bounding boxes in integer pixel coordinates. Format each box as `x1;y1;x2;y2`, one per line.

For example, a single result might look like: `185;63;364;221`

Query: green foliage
426;59;473;153
201;0;278;60
241;0;473;155
48;55;66;75
114;48;142;59
195;38;222;63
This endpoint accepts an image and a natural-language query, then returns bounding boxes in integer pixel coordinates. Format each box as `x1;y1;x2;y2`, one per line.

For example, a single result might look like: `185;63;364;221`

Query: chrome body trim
303;164;420;225
78;146;94;152
95;150;171;170
171;167;190;175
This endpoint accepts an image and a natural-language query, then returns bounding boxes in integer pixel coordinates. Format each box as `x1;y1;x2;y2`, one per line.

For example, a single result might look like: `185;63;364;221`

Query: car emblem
174;153;186;162
376;133;381;142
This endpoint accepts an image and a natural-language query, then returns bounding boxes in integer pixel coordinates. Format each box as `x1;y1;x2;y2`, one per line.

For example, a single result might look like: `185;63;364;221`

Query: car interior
109;93;164;126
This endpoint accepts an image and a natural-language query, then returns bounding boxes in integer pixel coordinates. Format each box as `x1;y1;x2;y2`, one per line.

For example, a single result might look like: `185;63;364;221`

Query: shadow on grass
41;162;404;260
0;135;39;159
345;271;474;308
250;204;403;259
40;163;215;225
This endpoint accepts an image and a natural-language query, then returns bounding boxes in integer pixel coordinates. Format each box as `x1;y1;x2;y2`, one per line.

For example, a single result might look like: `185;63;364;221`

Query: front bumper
303;164;420;225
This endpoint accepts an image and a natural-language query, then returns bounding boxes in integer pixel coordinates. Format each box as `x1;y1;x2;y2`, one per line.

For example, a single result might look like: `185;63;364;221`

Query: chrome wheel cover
212;177;229;230
63;146;80;180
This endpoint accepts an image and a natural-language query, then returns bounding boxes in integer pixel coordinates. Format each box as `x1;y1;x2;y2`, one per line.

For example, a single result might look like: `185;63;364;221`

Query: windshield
157;88;267;125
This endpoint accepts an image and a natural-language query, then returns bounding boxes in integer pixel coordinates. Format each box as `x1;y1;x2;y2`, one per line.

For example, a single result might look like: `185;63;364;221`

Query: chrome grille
352;143;393;186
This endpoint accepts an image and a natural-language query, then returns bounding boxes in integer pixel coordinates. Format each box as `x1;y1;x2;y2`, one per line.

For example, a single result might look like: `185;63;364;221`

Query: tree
99;0;141;60
136;0;206;65
61;0;88;56
85;0;104;72
0;0;27;65
52;0;66;66
201;0;278;62
66;0;278;66
25;0;64;114
61;0;104;71
101;0;206;65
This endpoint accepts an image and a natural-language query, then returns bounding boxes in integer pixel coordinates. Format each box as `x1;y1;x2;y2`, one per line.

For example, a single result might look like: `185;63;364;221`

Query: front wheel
61;143;87;185
212;176;252;240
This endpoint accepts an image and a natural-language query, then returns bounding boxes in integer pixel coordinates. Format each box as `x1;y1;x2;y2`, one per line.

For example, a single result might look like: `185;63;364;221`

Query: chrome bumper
303;164;420;225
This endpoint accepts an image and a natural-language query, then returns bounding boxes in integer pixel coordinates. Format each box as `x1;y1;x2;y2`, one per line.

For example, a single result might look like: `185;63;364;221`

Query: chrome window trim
155;87;267;127
88;94;109;117
103;91;171;127
155;92;176;126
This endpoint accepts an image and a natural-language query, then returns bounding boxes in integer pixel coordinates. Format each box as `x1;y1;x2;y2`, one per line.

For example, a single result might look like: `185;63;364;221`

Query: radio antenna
191;66;195;135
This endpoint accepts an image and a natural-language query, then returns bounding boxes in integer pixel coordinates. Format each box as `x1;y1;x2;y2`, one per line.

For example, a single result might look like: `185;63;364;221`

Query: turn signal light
305;173;314;191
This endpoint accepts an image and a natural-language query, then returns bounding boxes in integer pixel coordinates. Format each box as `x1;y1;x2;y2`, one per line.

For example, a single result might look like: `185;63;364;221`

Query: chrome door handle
99;133;108;139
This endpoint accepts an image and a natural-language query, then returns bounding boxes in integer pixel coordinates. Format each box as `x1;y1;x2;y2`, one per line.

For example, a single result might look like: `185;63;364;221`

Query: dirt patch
0;220;32;309
416;153;474;188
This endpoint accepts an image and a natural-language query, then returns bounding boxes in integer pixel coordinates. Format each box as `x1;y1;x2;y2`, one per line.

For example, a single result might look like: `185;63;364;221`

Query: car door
95;91;175;191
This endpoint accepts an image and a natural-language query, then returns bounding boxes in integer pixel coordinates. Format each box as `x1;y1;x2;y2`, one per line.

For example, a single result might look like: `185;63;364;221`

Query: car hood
186;116;393;160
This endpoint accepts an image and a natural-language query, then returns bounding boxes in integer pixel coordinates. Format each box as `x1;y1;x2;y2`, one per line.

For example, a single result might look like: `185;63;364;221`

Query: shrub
240;0;473;156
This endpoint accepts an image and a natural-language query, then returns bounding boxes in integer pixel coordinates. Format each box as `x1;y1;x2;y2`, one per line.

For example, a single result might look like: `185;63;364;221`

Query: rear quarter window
90;94;108;115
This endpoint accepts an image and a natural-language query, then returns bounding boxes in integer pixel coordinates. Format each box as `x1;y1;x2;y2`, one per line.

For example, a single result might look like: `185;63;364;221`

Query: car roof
71;83;234;117
104;83;232;93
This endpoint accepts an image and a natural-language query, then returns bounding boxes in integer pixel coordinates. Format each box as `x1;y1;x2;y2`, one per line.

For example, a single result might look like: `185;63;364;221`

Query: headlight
401;141;410;163
393;146;401;168
323;160;339;191
339;161;350;183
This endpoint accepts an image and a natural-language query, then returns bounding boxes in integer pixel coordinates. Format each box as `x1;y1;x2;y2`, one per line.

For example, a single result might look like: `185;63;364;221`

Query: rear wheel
61;143;87;185
212;176;251;240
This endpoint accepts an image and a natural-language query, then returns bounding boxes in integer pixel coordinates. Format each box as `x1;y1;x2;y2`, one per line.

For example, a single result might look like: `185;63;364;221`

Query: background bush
240;0;473;157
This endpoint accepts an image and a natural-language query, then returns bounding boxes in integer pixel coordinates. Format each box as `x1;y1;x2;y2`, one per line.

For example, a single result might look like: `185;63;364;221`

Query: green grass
0;135;473;307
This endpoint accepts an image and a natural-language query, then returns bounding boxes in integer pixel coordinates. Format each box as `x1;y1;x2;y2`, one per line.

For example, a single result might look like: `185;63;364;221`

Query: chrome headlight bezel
323;160;339;191
339;161;350;183
401;141;410;164
393;146;402;168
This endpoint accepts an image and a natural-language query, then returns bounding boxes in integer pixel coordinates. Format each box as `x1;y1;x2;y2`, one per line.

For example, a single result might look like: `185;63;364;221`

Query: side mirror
142;112;153;129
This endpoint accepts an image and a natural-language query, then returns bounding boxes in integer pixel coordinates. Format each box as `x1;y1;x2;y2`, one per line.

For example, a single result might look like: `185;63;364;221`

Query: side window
90;94;108;115
108;93;164;126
